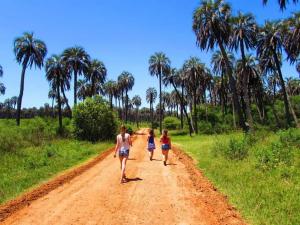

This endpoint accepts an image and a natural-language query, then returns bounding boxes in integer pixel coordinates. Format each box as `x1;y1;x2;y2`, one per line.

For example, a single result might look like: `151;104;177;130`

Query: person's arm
129;135;133;146
114;136;119;158
169;138;172;149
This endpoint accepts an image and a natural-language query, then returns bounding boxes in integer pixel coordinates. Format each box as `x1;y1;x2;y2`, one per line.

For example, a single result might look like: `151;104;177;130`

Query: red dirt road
1;129;246;225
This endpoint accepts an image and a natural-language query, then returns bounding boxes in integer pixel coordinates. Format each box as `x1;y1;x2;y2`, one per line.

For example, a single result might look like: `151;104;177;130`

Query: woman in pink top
114;125;132;183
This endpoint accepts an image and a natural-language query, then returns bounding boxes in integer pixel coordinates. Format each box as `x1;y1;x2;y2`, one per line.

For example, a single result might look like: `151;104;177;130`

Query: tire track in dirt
1;129;247;225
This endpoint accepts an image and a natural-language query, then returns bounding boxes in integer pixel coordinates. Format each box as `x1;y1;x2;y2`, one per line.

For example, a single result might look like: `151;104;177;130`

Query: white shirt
117;133;131;150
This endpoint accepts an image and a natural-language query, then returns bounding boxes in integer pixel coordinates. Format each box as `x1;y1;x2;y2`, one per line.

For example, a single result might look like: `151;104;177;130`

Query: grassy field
0;118;114;204
172;130;300;225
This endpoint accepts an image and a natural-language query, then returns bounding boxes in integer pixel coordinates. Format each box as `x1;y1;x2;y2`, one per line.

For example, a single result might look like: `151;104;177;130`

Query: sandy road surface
2;129;246;225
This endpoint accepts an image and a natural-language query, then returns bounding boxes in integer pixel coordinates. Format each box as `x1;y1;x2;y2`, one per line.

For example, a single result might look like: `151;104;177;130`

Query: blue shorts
147;143;156;151
119;148;129;157
161;144;170;150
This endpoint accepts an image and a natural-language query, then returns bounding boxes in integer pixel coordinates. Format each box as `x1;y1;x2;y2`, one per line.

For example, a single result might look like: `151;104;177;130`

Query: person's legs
121;157;128;182
162;150;167;166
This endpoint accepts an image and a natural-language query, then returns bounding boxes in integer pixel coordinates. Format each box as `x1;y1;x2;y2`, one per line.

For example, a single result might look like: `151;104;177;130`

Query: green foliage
163;116;180;130
126;126;133;135
0;139;113;204
73;97;118;142
213;135;249;160
256;142;294;170
278;128;300;147
173;129;300;225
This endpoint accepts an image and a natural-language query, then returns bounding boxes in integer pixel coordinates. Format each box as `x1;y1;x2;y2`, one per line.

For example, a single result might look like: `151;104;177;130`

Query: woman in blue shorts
114;125;132;183
147;129;156;161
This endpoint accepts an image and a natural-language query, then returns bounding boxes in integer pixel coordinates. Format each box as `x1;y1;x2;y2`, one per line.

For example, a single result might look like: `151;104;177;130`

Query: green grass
0;139;113;204
172;131;300;225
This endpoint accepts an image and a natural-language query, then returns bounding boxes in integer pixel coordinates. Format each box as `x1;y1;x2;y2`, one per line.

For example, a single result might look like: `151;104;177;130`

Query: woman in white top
114;125;132;183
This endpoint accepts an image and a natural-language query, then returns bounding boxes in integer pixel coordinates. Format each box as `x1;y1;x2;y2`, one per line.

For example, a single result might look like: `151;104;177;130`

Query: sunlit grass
173;131;300;225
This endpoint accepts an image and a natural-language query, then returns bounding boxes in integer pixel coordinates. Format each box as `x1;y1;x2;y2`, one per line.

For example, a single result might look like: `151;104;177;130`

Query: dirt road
2;129;246;225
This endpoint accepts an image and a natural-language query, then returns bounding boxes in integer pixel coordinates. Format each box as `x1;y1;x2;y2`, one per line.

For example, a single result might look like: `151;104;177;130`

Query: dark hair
149;129;154;136
163;129;168;136
121;125;126;142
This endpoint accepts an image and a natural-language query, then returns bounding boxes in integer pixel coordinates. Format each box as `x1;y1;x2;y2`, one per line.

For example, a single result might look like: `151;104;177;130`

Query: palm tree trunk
171;81;194;136
61;87;72;118
286;86;299;127
240;41;254;129
109;95;113;109
159;68;162;134
57;84;63;132
232;96;236;129
125;90;128;123
193;88;198;134
216;36;246;131
150;101;153;129
51;98;54;118
16;60;28;126
74;70;78;105
180;85;184;129
273;51;292;127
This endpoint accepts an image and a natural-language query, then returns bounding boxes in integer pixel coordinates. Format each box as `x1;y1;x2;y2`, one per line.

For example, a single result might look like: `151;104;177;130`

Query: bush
73;96;118;142
278;128;300;147
213;136;249;160
198;121;213;134
256;141;294;170
163;116;180;130
0;126;23;153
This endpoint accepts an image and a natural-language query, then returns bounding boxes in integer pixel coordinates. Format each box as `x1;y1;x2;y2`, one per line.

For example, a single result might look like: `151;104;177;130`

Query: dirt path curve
2;129;246;225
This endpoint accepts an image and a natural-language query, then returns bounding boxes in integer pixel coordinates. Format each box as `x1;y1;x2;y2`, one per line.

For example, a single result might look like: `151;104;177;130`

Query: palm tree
146;87;157;129
0;64;5;96
163;68;194;135
62;46;90;105
262;0;298;10
132;95;142;128
77;79;90;101
193;0;247;131
87;59;107;97
10;96;18;109
14;32;47;126
230;12;257;129
211;50;235;115
149;52;171;134
103;80;116;109
48;89;56;117
284;12;300;63
45;55;65;131
257;21;294;126
183;57;206;134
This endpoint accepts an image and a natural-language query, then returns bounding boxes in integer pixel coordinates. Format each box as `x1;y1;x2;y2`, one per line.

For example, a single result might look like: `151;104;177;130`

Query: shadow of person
125;177;143;183
127;158;136;160
151;159;162;161
166;163;177;166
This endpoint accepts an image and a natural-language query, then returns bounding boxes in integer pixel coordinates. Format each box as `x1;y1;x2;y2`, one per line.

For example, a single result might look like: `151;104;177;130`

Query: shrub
0;126;23;153
256;141;294;170
163;116;180;130
213;136;249;160
278;128;300;147
73;96;118;142
198;121;213;134
126;126;133;135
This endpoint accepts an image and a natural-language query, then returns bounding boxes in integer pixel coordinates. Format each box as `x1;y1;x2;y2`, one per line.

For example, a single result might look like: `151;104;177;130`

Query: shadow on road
125;177;143;183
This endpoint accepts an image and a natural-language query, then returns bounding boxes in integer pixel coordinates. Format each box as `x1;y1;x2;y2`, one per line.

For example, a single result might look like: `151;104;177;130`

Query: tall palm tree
48;89;56;117
149;52;171;134
262;0;298;10
14;32;47;126
230;12;257;129
183;57;206;134
77;79;90;101
284;12;300;64
132;95;142;128
211;50;235;115
87;59;107;97
257;21;294;126
193;0;247;131
163;68;194;135
45;55;65;131
10;96;18;109
103;80;116;109
62;46;90;105
146;87;157;129
0;65;5;96
118;71;134;123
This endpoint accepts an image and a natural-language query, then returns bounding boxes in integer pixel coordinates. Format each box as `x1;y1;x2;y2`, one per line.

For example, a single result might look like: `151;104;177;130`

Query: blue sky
0;0;299;108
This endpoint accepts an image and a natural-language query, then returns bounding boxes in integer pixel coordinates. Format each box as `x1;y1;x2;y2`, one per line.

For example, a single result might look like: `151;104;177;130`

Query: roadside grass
0;139;113;204
172;131;300;225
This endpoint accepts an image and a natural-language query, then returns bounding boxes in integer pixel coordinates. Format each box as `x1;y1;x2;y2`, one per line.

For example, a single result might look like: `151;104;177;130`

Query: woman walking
160;129;171;166
147;129;156;161
114;125;132;183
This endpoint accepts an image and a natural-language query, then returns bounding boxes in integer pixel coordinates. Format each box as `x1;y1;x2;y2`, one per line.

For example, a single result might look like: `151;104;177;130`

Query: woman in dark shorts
114;125;132;183
160;129;171;166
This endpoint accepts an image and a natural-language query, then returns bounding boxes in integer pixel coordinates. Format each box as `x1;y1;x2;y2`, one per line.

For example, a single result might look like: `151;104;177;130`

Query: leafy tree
149;52;171;134
193;0;247;131
14;32;47;126
146;87;157;129
62;46;90;105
